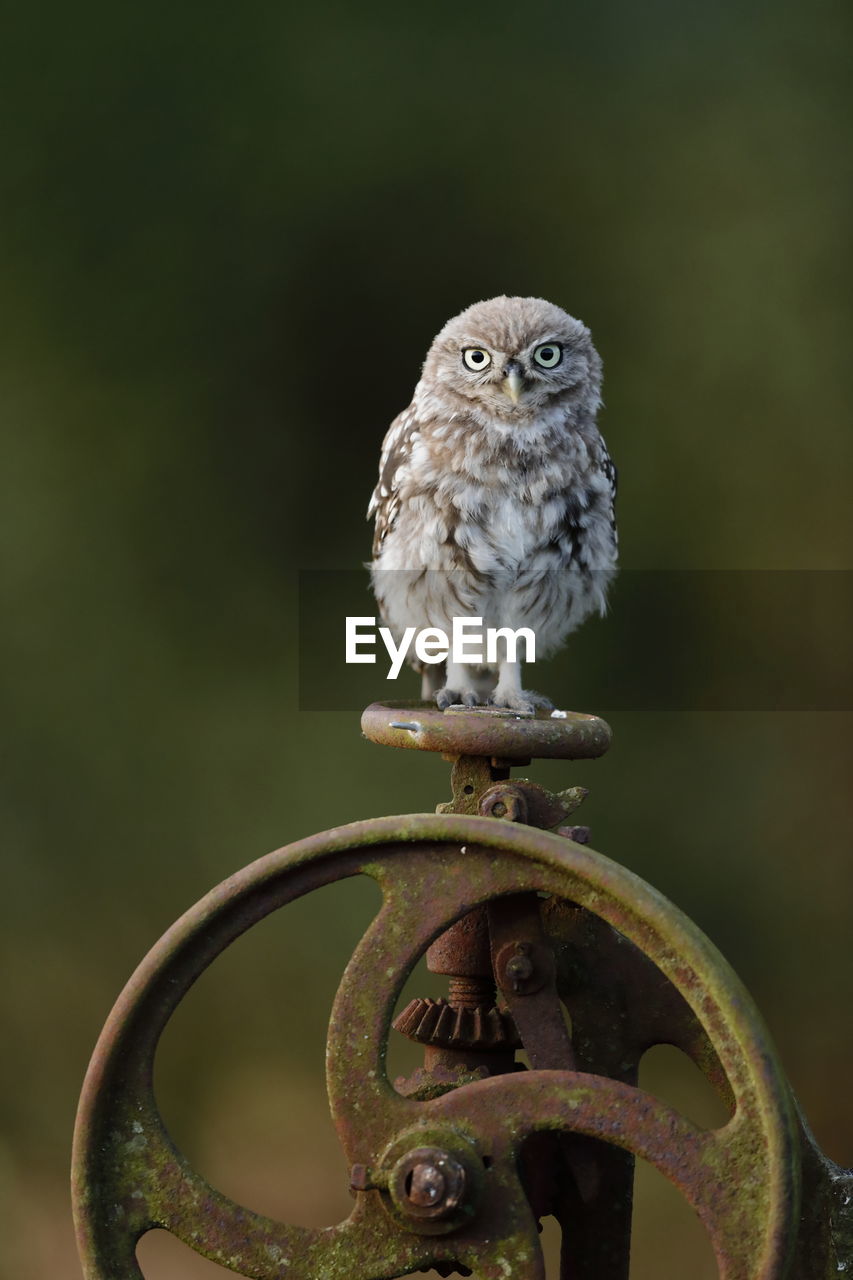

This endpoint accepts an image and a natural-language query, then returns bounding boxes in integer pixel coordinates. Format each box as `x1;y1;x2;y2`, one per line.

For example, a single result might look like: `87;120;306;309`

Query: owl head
421;295;602;425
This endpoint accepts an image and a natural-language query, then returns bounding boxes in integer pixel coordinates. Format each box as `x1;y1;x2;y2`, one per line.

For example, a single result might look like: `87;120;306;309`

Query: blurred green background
1;0;851;1275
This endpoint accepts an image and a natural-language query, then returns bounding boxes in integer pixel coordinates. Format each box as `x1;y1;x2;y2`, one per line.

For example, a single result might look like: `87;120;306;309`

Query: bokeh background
2;0;851;1275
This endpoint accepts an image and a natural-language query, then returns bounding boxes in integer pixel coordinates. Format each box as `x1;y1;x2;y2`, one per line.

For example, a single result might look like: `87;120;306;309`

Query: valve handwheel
72;814;800;1279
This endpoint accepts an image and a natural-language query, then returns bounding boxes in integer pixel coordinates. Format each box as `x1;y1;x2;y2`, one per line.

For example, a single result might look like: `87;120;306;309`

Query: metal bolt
495;938;549;998
406;1162;446;1207
478;784;528;824
390;1146;467;1221
506;951;535;991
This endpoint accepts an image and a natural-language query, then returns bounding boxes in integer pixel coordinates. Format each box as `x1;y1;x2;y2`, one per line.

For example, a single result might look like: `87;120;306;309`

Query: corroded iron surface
361;700;611;761
72;814;816;1279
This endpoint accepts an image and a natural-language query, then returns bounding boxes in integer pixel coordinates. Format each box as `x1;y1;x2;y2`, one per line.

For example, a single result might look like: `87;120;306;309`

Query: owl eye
533;343;563;369
462;347;492;371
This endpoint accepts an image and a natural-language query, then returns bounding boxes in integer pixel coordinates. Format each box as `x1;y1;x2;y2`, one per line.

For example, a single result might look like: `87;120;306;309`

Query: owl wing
600;445;617;501
600;444;619;543
552;439;618;567
367;402;421;557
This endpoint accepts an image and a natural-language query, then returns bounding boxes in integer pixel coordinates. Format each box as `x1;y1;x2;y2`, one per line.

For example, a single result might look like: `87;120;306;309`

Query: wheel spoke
160;1189;442;1280
76;1088;438;1280
327;841;529;1158
431;1069;783;1279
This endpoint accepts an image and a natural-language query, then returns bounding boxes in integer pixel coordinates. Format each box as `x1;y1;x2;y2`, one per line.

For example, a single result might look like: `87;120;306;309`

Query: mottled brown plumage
368;296;617;711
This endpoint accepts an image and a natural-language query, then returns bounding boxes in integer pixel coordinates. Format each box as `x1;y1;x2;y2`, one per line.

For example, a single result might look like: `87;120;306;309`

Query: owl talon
436;688;483;711
489;689;553;715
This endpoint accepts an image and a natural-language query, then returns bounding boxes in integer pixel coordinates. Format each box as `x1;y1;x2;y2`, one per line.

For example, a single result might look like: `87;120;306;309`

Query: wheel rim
72;814;800;1280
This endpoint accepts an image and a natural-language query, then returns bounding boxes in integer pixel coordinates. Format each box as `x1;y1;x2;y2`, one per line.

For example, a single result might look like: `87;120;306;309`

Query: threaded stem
447;975;496;1010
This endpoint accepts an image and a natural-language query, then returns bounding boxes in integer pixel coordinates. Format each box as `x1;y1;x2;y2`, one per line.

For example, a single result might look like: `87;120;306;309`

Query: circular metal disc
361;701;611;761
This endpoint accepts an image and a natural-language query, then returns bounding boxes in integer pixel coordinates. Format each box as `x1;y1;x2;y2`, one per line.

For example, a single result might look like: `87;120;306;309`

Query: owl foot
435;687;484;711
489;688;554;716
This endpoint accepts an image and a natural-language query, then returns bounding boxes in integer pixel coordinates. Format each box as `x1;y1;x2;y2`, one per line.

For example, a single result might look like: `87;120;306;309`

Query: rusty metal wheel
72;815;800;1280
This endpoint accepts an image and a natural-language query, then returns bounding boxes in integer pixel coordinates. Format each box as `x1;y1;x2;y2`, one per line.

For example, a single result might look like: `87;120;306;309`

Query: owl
368;296;617;713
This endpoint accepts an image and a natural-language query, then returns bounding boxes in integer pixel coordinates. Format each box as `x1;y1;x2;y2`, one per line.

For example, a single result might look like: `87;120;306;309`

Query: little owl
368;295;617;713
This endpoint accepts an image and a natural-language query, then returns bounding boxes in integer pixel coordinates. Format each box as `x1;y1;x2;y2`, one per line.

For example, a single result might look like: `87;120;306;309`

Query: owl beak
503;363;524;404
